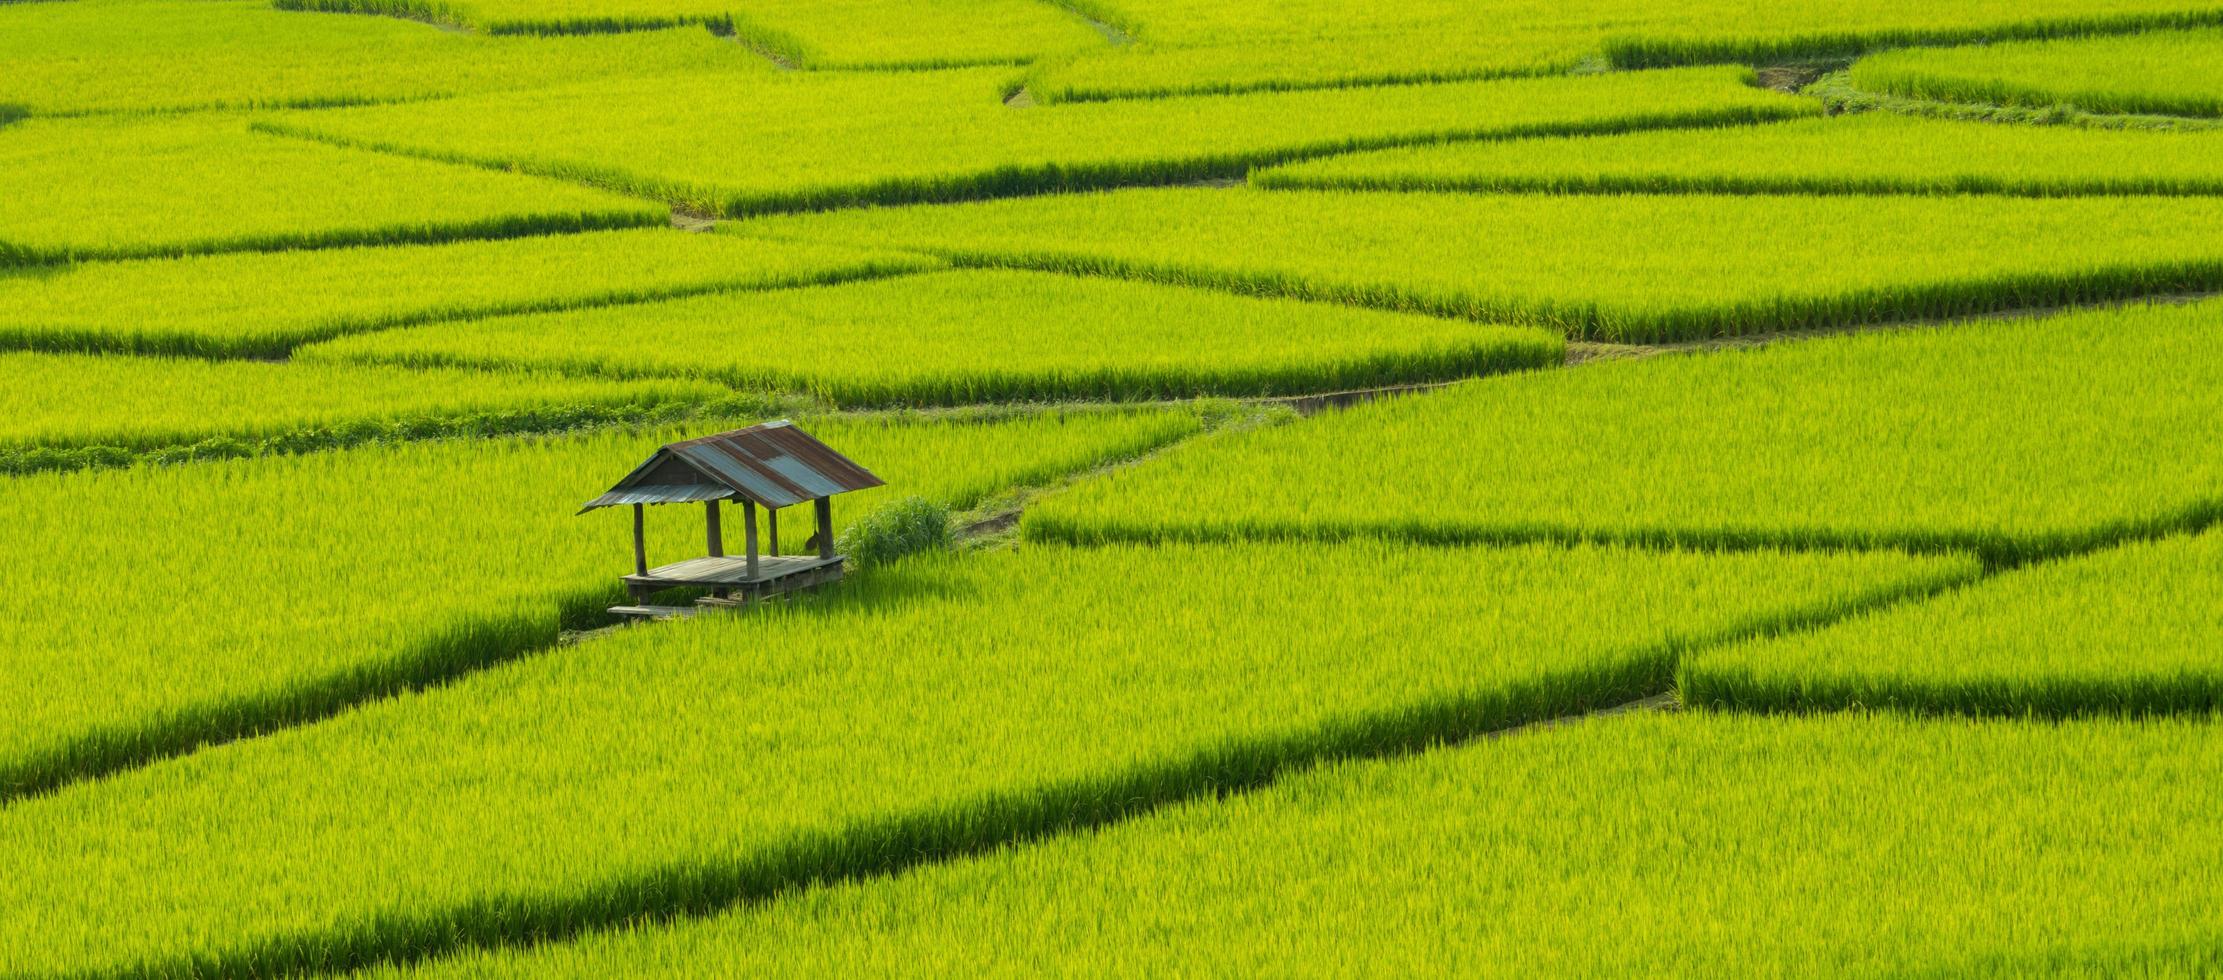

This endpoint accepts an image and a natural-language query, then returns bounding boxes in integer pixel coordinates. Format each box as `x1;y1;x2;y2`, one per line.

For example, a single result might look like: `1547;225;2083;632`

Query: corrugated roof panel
579;420;884;512
578;484;734;513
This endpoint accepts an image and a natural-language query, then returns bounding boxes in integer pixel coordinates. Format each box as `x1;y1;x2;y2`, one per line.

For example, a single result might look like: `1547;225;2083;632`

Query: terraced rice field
5;1;2217;977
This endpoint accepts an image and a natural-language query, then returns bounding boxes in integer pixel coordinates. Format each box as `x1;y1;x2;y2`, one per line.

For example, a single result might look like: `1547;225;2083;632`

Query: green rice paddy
5;2;2216;975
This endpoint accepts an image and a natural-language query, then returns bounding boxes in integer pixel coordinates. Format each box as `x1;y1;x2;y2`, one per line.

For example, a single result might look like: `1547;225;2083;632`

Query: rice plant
257;66;1811;218
1850;27;2223;118
297;269;1563;406
0;0;768;116
0;406;1206;804
0;228;935;358
1023;0;2223;102
736;187;2223;342
365;711;2223;978
1023;299;2223;564
1254;112;2223;198
0;114;664;265
0;542;1964;976
1687;529;2223;717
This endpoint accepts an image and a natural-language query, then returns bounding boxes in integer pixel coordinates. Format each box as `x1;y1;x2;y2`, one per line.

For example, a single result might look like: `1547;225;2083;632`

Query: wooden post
815;497;835;560
743;499;760;580
767;507;780;556
705;500;724;558
631;504;648;576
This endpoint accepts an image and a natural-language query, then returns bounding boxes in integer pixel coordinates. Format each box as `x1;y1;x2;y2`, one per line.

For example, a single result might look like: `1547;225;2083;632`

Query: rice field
0;407;1205;802
297;269;1563;406
9;2;2219;975
1687;528;2223;718
0;114;664;264
368;710;2223;978
1025;299;2223;564
738;187;2223;342
1254;112;2223;197
1849;27;2223;118
1023;0;2223;102
0;542;1963;975
259;66;1809;217
0;228;934;357
0;0;767;116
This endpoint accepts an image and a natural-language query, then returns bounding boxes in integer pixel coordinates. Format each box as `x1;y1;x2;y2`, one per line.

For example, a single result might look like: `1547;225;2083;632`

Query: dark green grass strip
0;208;669;269
1023;497;2223;570
1603;9;2223;69
254;100;1809;220
1252;169;2223;199
98;565;1966;980
1684;661;2223;721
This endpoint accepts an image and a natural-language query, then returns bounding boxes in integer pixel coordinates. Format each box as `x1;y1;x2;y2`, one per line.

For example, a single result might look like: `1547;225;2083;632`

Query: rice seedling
0;0;766;116
258;66;1811;218
282;0;1108;67
0;352;735;463
1024;0;2223;102
366;711;2223;978
1023;299;2223;565
736;187;2223;342
0;541;1966;975
1687;528;2223;718
1850;28;2223;118
0;115;665;265
297;269;1563;406
0;406;1207;803
1253;112;2223;197
0;228;935;358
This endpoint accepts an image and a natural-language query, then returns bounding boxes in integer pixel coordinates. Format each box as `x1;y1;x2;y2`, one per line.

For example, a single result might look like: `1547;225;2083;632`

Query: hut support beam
631;504;648;576
705;500;724;558
743;499;761;580
767;507;780;557
815;498;835;560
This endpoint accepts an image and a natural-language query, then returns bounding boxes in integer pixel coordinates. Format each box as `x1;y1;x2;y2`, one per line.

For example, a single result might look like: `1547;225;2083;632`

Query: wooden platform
619;553;846;606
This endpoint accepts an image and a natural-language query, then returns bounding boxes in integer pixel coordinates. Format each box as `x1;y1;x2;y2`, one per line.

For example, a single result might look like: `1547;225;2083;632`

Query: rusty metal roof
579;420;884;513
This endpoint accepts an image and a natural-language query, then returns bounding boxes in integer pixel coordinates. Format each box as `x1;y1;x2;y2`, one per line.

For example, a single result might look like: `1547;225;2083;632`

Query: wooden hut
580;420;883;617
